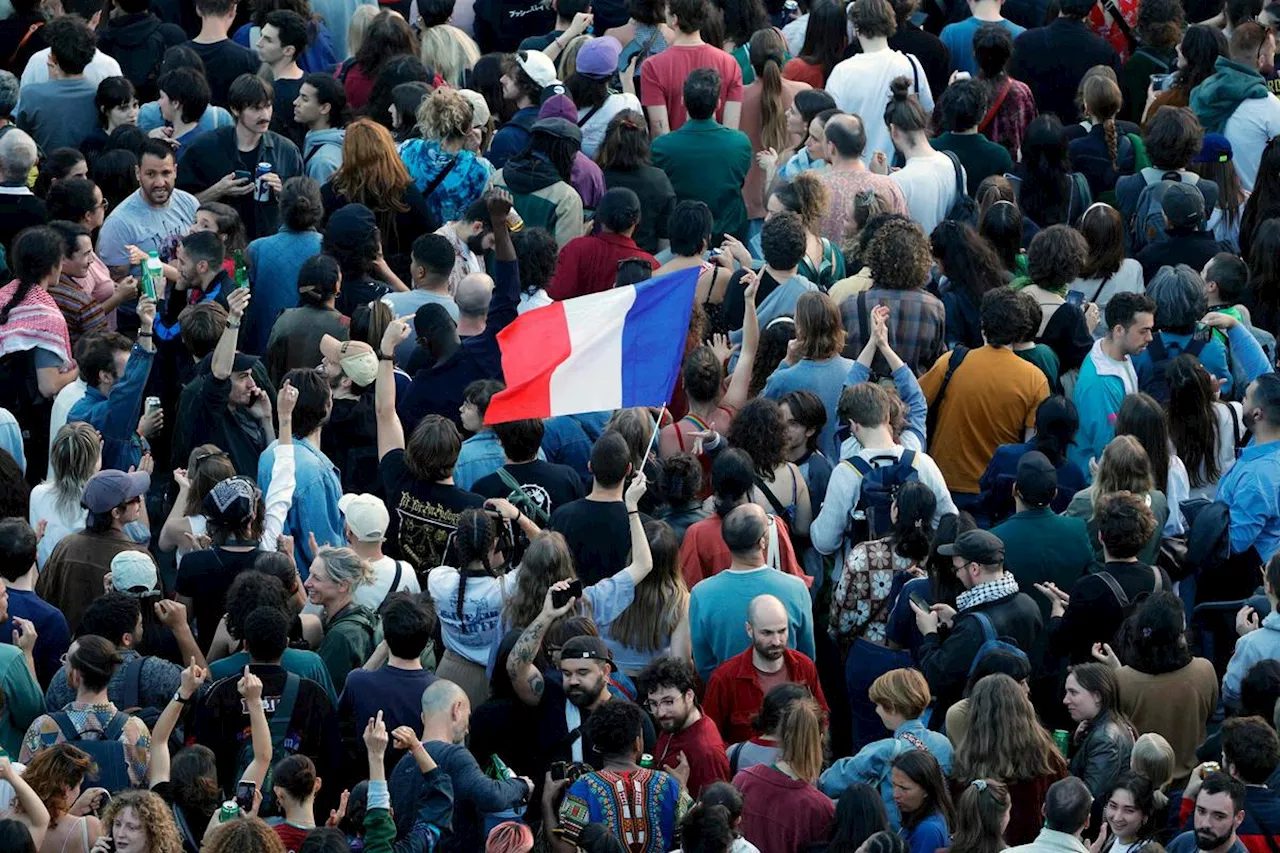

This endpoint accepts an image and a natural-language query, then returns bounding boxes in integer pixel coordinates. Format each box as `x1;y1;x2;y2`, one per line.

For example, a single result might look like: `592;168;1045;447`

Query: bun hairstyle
884;75;929;135
69;635;125;692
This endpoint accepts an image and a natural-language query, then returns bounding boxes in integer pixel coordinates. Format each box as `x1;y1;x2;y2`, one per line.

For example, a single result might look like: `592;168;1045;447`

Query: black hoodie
97;12;187;101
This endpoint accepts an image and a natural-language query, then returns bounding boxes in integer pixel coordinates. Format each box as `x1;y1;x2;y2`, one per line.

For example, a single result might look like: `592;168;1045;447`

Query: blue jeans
846;639;911;753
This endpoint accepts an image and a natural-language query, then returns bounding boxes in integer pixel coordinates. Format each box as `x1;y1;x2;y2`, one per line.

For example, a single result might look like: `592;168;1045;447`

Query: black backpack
1095;566;1163;645
1139;330;1210;404
117;656;182;752
940;151;978;225
842;451;923;544
234;672;301;817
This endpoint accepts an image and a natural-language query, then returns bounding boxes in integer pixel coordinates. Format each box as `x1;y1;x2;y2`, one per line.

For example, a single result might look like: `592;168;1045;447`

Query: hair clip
972;779;988;791
1142;627;1152;638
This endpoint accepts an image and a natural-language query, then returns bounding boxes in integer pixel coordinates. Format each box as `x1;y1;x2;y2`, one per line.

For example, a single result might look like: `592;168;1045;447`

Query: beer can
254;163;272;202
219;801;239;822
1053;729;1070;757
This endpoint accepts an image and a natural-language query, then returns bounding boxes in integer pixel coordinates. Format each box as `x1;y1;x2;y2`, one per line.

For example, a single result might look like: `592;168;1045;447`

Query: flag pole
644;405;666;463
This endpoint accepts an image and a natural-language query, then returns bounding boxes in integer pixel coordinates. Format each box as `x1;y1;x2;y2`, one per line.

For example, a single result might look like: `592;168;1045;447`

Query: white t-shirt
825;48;934;162
890;150;961;237
355;554;421;612
29;482;85;569
46;379;88;481
1070;257;1145;336
428;564;522;665
1224;94;1280;191
21;49;122;87
579;92;642;160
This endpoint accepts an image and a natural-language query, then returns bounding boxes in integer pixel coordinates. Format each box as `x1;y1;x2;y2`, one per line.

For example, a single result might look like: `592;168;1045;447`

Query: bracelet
378;353;394;361
627;510;639;516
138;331;153;338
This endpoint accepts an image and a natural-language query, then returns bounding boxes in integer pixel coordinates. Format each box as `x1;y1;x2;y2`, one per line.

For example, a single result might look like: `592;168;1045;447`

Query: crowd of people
1;0;1280;851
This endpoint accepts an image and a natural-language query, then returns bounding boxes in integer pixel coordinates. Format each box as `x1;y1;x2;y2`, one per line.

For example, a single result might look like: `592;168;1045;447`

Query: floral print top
829;536;924;651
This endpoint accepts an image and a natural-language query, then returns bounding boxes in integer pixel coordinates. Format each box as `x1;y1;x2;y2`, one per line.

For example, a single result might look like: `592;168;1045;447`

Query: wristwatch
172;691;193;705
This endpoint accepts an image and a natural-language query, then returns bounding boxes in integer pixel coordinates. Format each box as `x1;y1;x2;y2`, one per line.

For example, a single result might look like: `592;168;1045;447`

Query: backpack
940;150;978;225
1130;171;1203;250
967;610;1030;677
1095;567;1163;644
106;25;172;102
50;711;133;792
842;451;923;545
1138;330;1210;404
234;672;301;816
117;656;181;752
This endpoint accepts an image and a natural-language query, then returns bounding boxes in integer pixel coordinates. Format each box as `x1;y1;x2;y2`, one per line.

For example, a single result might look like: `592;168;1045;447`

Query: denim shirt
454;432;507;492
1217;439;1280;563
818;719;955;829
67;343;154;471
258;437;343;574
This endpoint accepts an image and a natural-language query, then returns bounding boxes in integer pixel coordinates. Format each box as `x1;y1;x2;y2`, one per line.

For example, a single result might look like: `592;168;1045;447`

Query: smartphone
233;170;252;181
908;590;930;612
1065;290;1084;308
551;580;584;609
92;791;112;817
235;780;256;813
550;760;569;781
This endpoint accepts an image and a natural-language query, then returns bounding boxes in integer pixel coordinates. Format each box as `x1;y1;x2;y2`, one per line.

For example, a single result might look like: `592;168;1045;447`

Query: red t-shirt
654;714;732;797
640;43;745;132
274;822;311;853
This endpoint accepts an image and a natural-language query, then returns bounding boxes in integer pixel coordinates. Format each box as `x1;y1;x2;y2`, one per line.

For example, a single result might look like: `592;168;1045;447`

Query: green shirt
0;645;41;757
932;131;1014;197
651;119;753;241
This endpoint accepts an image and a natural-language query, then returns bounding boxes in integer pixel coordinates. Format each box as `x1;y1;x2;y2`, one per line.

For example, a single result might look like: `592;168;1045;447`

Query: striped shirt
47;274;106;347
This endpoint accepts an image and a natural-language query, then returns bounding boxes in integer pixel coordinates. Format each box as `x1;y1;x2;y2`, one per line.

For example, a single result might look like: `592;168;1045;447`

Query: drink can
506;207;524;232
254;163;272;202
1053;729;1070;757
145;396;161;415
219;801;239;822
638;753;655;769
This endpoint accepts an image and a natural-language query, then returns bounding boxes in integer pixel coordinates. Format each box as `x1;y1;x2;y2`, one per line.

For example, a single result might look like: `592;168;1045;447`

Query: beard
753;641;785;661
1195;829;1234;851
566;679;605;708
466;232;488;257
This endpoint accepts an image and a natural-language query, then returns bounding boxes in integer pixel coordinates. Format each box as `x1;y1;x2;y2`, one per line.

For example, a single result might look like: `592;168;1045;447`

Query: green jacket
992;507;1096;625
318;603;380;695
651;119;753;240
0;645;41;756
494;159;585;248
1190;57;1272;133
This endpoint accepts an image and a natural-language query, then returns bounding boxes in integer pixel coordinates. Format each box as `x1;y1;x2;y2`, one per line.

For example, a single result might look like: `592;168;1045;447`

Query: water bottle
142;252;162;300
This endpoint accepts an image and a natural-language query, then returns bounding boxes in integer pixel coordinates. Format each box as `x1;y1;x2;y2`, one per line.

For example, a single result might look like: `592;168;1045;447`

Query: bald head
748;594;787;627
824;114;867;161
421;679;467;717
0;128;37;182
421;679;470;743
722;504;768;559
746;594;789;663
455;273;494;320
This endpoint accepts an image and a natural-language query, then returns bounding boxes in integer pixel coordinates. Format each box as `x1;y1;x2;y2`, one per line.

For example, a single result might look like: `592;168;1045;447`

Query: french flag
484;267;700;425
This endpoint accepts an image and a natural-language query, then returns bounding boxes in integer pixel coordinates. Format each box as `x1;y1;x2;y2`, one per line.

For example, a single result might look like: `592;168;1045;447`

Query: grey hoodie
303;128;345;184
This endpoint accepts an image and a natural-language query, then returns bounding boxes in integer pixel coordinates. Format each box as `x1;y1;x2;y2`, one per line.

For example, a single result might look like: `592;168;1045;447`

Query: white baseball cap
110;550;159;595
338;493;390;542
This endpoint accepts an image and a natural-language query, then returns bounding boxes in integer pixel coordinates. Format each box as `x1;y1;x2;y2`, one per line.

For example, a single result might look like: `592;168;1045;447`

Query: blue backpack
50;711;132;792
966;611;1029;677
843;451;922;544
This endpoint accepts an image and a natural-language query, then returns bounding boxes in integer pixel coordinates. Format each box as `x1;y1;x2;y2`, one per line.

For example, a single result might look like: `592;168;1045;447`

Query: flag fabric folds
484;267;701;425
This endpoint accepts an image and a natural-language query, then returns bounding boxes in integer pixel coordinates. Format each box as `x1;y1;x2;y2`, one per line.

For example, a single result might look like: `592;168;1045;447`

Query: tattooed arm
506;580;578;707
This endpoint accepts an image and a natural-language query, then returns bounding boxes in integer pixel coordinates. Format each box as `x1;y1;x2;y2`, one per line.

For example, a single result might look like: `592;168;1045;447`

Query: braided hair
1082;73;1123;167
451;508;500;619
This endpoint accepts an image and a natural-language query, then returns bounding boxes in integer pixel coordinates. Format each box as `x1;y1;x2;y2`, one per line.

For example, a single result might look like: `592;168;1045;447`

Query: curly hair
953;674;1068;784
224;572;291;641
1120;591;1192;675
727;397;788;480
748;318;796;398
18;745;94;824
511;227;558;295
101;790;183;853
865;218;931;290
771;171;830;234
1135;0;1184;48
1027;225;1087;292
201;816;287;853
416;86;473;142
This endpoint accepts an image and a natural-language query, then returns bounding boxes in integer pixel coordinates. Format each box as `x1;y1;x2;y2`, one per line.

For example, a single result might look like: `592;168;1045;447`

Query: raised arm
158;468;194;552
259;381;299;551
154;601;206;669
722;272;760;411
237;667;272;789
212;287;251;381
149;659;206;787
621;473;654;585
506;582;578;706
1;756;49;849
377;318;410;459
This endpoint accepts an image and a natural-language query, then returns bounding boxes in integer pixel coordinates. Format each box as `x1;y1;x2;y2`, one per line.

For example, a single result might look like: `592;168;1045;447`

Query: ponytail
778;697;824;783
749;29;790;153
1103;118;1118;168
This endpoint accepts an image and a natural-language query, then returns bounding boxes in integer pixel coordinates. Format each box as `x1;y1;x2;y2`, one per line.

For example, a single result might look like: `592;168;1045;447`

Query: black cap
938;529;1005;565
1015;451;1058;508
560;635;612;663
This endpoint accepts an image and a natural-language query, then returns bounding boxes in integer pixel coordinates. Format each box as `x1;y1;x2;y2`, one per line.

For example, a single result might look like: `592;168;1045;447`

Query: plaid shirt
840;287;947;377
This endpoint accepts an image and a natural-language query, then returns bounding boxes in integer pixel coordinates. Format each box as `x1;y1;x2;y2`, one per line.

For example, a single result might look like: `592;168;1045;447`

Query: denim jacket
454;432;507;493
258;437;343;574
818;719;954;829
67;343;154;471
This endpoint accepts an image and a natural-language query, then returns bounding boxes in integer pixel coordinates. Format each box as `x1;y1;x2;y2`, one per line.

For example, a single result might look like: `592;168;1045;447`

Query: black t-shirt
322;393;379;495
175;546;262;652
186;38;261;107
0;15;47;77
602;166;676;255
190;663;342;808
334;274;390;318
270;76;306;148
472;459;586;520
549;498;633;585
380;448;486;567
528;679;657;782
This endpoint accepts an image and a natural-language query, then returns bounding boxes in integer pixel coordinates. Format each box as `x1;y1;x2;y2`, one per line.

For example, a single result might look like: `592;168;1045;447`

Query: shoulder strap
103;712;130;741
421;154;461;199
1103;0;1135;50
1146;334;1166;362
754;475;790;519
7;22;43;67
50;711;80;742
380;563;404;610
497;466;551;526
121;656;144;711
925;345;969;443
1095;571;1130;608
941;149;966;200
1186;334;1210;357
857;290;871;352
978;79;1012;134
576;103;601;127
970;610;997;642
1150;565;1163;593
268;673;301;743
728;741;744;775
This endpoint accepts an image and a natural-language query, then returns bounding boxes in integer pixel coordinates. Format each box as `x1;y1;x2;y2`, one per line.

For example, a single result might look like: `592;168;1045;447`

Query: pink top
740;76;811;220
73;254;117;330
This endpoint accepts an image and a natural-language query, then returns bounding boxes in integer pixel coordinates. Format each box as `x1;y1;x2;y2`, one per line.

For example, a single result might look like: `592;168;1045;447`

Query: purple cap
576;36;622;78
538;93;579;123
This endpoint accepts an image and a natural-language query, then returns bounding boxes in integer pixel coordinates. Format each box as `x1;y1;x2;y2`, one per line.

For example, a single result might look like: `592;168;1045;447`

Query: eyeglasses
97;198;110;212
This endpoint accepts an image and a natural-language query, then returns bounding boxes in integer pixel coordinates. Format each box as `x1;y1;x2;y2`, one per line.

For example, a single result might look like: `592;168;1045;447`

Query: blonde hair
50;421;101;516
1092;435;1155;514
777;696;824;783
557;34;590;79
417;86;473;142
419;24;479;88
1131;732;1176;792
868;668;932;719
346;4;381;58
316;546;376;590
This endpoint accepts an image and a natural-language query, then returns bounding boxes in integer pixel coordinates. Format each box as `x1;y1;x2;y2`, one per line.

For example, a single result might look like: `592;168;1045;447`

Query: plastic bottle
143;252;162;300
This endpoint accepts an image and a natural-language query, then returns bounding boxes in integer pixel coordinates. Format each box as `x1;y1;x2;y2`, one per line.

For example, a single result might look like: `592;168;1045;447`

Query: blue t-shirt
137;101;234;143
902;811;950;853
1167;832;1247;853
0;588;70;686
939;17;1025;75
96;187;199;271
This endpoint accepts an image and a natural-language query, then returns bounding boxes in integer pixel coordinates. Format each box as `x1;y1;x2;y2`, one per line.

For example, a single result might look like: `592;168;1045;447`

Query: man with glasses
640;656;730;797
910;528;1042;724
36;468;152;634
